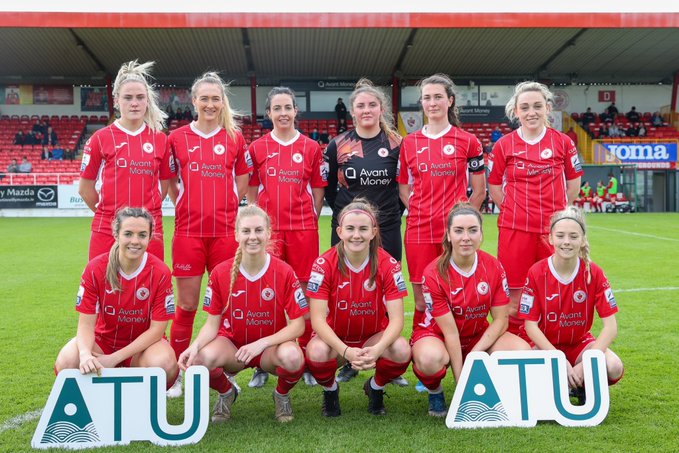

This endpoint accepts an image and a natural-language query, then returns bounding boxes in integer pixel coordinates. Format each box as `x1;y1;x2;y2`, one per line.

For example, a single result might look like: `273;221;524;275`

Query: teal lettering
93;376;143;441
498;358;545;421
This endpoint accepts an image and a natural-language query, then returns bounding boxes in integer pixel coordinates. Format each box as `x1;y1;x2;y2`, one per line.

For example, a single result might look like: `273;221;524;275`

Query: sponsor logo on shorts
213;144;225;155
142;142;154;153
443;144;456;155
203;287;213;308
378;148;389;158
477;282;489;295
136;287;150;301
519;293;534;314
307;271;324;293
261;288;275;301
175;263;192;271
573;290;587;303
393;271;407;292
165;295;175;314
292;152;303;163
294;288;308;309
540;148;553;159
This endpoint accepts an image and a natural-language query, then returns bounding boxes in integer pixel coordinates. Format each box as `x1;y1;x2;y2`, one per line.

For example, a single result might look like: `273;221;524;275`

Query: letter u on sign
446;350;610;428
32;366;209;449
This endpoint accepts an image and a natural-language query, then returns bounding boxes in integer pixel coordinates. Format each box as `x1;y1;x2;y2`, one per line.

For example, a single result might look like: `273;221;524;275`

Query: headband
339;209;377;227
551;216;586;233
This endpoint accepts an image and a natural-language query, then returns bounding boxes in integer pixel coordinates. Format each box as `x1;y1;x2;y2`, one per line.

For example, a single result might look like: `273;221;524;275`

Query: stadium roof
1;7;678;86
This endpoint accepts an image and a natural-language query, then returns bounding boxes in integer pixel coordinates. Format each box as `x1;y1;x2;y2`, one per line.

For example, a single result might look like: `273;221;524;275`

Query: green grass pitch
1;213;678;452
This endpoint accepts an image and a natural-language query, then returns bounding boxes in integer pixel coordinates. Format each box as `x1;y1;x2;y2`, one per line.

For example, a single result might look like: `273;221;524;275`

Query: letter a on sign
446;350;610;428
32;366;209;449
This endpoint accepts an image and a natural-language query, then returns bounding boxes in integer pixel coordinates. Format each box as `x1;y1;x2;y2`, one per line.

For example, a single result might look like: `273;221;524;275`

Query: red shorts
557;333;596;366
271;229;319;283
95;338;134;368
404;242;443;284
310;331;379;349
218;334;263;369
410;327;483;360
172;235;238;277
498;227;553;288
89;230;165;261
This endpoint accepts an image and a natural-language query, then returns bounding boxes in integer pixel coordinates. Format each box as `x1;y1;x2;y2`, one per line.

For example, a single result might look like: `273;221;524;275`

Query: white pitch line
589;226;679;242
0;409;42;434
615;287;679;293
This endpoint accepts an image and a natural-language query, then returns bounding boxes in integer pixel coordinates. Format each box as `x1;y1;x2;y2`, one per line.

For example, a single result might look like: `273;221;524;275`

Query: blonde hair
505;81;554;128
437;203;483;280
112;60;167;131
227;205;272;304
106;207;154;292
336;198;381;287
349;78;401;143
191;72;240;140
550;206;591;283
418;73;461;127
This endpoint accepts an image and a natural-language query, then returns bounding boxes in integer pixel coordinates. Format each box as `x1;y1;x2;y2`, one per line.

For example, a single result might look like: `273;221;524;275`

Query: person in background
18;156;32;173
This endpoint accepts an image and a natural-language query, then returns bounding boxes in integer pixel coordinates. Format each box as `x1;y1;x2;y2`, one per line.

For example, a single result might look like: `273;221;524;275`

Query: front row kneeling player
177;205;308;423
411;203;530;417
305;199;411;416
55;207;178;389
518;206;624;401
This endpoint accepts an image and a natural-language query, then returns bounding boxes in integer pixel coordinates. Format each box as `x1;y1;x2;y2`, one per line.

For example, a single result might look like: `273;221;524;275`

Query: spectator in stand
609;123;623;138
14;130;25;145
626;123;640;137
581;107;596;126
491;126;503;143
310;128;320;141
319;129;330;145
7;158;19;173
32;119;43;134
165;105;174;119
638;124;647;137
626;106;640;123
182;106;193;121
18;156;32;173
41;147;52;160
335;97;348;124
43;126;58;146
606;102;619;119
651;111;663;127
24;131;38;145
566;127;578;150
337;118;347;134
598;123;609;138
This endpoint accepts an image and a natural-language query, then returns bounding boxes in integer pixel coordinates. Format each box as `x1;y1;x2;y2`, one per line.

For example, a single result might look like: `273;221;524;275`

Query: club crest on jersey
519;293;534;314
136;287;150;301
261;288;275;301
477;282;489;295
76;285;85;307
213;144;225;155
378;148;389;158
443;144;456;156
573;290;587;303
294;288;308;309
292;153;303;163
363;279;377;292
80;154;90;172
540;148;553;159
117;158;127;168
142;142;154;154
307;271;324;293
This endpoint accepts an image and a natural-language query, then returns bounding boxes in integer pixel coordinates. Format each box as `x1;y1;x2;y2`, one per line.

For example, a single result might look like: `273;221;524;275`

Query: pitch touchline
589;226;679;242
0;409;42;435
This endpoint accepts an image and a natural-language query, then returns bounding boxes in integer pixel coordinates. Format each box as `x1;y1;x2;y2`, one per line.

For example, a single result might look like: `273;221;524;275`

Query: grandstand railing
0;172;79;185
